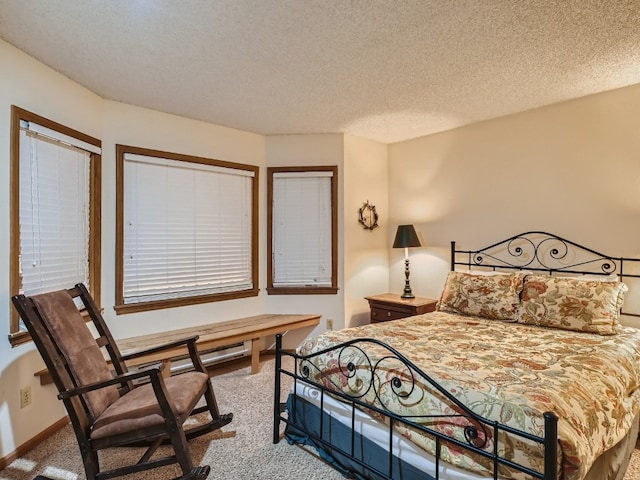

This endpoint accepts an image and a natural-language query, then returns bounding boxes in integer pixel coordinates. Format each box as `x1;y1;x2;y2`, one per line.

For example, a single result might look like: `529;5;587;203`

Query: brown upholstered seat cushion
91;371;209;440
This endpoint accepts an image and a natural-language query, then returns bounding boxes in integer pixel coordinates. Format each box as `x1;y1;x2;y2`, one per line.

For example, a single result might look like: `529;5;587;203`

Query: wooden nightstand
365;293;438;323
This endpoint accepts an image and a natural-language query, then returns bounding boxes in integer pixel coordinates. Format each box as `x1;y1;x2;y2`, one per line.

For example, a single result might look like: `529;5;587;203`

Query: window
115;145;258;313
10;106;102;345
267;166;338;294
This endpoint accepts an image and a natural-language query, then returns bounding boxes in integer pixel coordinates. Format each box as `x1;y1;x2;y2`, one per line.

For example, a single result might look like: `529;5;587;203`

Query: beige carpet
0;356;639;480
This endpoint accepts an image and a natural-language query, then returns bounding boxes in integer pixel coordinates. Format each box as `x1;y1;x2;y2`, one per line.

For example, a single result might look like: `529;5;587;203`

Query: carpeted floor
1;356;639;480
624;442;640;480
0;357;345;480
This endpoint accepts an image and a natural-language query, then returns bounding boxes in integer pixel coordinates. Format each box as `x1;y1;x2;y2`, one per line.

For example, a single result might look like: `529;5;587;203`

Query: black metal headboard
450;231;640;318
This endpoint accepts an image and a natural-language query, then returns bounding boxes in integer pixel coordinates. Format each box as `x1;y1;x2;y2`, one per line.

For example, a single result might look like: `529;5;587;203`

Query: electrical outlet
326;318;334;330
20;386;32;408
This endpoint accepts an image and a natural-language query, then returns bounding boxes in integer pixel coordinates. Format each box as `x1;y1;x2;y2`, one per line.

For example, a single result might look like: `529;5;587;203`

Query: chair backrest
12;285;124;420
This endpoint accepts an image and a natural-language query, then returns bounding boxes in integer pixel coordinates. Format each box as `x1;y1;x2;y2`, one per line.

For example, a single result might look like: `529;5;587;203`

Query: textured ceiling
1;0;639;144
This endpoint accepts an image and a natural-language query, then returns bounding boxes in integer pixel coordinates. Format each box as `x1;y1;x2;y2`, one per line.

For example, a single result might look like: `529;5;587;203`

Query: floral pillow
437;271;526;321
517;275;628;335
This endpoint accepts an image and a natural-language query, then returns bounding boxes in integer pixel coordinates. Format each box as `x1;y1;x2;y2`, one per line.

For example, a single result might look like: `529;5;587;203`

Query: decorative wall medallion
358;200;379;231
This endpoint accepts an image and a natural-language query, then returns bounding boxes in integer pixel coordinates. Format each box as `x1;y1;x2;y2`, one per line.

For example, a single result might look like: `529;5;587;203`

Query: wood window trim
9;106;102;346
114;144;259;314
266;165;338;295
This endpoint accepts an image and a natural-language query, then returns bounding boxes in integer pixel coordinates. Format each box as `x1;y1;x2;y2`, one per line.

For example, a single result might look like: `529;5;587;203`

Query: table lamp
392;224;421;299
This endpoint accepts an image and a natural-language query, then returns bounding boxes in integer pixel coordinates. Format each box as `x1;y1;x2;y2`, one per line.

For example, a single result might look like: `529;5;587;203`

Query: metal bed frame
273;231;640;480
450;231;640;318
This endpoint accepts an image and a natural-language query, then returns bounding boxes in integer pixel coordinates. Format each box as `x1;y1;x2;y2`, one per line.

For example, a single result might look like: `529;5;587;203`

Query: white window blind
19;127;91;296
123;153;254;304
272;171;333;287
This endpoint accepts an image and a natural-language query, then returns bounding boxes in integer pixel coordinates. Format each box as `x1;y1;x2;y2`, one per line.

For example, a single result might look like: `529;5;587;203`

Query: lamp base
401;258;414;299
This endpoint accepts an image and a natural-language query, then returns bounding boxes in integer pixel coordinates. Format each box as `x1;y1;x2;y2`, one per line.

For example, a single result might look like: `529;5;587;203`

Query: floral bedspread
297;312;640;480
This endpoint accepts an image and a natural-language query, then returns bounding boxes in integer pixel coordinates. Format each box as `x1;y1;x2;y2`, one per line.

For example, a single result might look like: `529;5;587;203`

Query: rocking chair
11;283;233;480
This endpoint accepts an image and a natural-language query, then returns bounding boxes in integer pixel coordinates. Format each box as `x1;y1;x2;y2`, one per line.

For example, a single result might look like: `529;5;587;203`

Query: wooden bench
36;313;320;384
117;313;320;376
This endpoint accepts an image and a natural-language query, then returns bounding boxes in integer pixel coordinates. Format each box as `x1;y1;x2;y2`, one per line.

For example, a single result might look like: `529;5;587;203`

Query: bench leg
251;338;260;374
162;358;172;378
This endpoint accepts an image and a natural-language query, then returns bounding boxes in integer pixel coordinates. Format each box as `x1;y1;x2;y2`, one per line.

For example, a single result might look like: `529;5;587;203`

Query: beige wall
264;134;390;335
1;41;388;459
0;40;103;460
0;40;269;459
3;34;640;462
343;134;389;328
101;101;267;340
264;134;346;343
388;84;640;321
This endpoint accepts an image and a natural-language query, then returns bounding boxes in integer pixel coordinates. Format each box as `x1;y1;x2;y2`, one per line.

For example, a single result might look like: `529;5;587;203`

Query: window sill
114;288;260;314
9;330;31;347
266;286;338;295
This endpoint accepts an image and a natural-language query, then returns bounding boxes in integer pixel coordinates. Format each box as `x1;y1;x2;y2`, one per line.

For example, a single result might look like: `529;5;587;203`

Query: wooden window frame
115;144;259;314
9;106;102;346
267;165;338;295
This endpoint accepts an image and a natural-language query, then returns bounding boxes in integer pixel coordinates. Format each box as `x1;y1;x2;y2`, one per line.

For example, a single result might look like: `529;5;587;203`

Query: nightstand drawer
370;307;410;323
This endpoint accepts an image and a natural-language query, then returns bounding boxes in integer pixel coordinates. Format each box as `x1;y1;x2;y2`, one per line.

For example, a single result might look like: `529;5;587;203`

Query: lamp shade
392;225;421;248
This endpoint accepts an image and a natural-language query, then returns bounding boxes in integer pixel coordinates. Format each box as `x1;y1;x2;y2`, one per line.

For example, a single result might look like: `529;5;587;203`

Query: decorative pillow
517;275;628;335
437;271;526;321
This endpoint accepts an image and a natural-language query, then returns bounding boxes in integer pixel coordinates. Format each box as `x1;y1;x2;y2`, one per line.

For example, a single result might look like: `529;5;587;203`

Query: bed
273;231;640;480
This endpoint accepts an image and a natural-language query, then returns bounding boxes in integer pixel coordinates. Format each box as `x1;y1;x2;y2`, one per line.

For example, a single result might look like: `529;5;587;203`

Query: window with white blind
115;145;258;313
10;106;102;345
267;166;338;294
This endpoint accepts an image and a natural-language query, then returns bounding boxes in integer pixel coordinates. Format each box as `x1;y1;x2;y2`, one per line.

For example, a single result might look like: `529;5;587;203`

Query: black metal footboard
273;334;559;480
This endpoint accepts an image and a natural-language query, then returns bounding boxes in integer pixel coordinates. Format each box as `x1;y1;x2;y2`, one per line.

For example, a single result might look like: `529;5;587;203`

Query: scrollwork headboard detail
450;231;640;319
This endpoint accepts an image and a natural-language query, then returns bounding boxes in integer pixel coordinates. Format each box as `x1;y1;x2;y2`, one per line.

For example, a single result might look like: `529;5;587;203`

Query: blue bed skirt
284;393;434;480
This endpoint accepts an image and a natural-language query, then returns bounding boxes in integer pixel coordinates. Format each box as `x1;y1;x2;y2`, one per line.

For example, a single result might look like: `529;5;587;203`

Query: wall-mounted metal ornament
358;200;379;231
